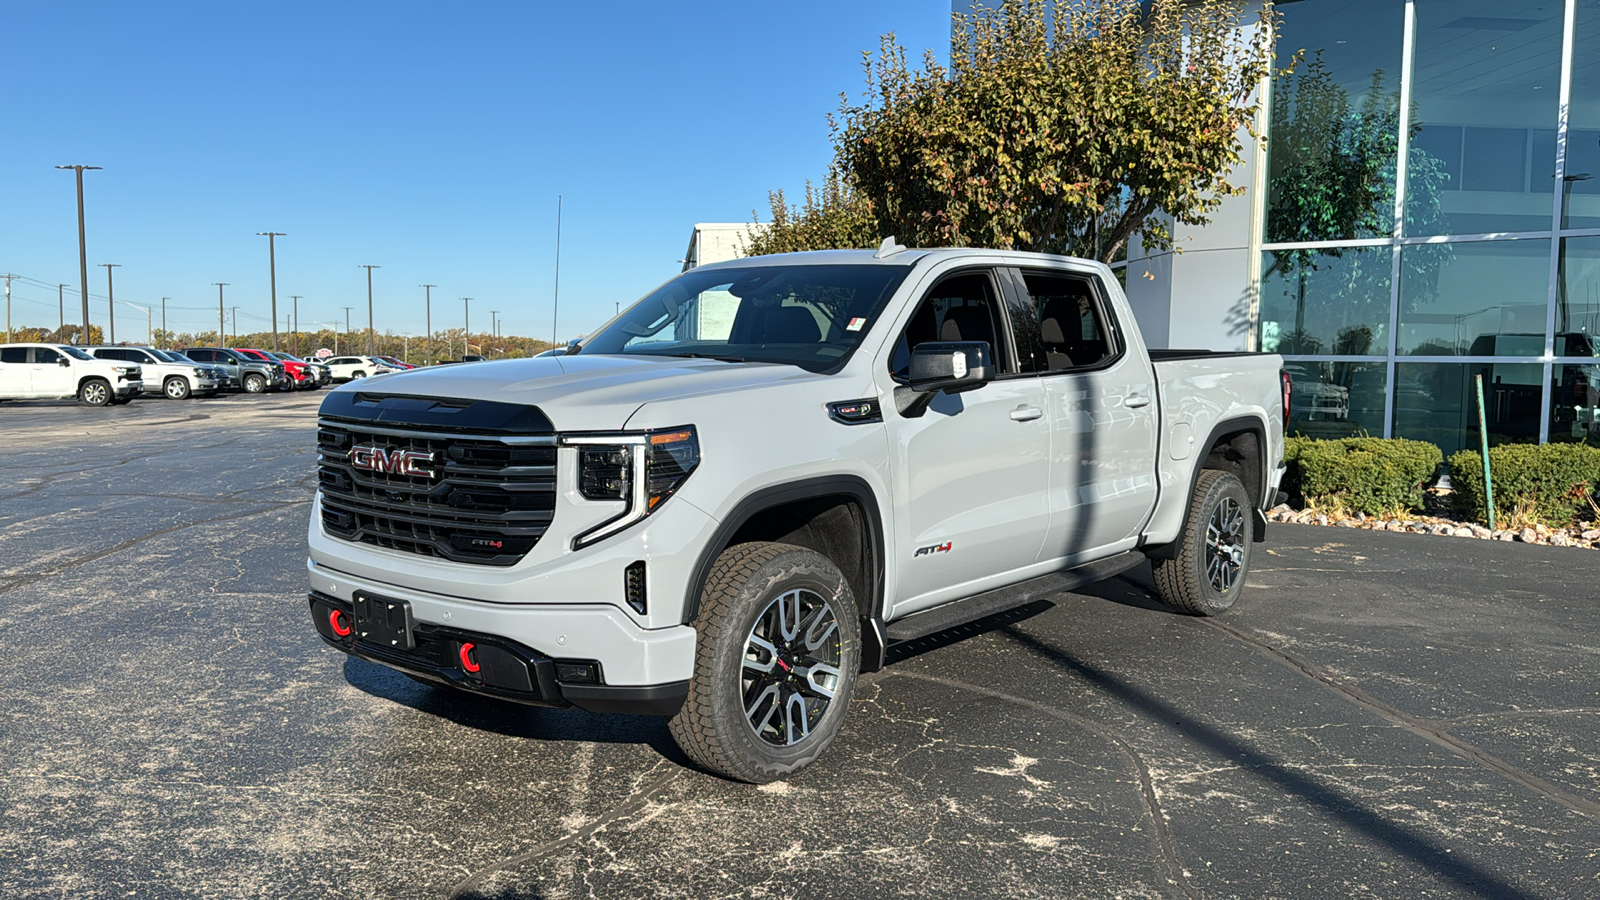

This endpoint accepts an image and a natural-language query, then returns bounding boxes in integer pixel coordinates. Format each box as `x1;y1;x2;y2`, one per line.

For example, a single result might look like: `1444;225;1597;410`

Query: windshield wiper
666;352;750;363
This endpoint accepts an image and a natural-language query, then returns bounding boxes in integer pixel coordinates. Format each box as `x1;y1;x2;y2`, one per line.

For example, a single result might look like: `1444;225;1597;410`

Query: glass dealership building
1109;0;1600;454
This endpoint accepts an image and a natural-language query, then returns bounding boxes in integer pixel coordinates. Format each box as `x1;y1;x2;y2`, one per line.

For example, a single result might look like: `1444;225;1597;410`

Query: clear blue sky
1;1;950;345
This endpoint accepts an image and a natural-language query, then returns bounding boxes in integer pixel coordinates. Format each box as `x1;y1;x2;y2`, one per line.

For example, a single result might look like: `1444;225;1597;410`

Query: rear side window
1020;272;1116;372
1;348;28;364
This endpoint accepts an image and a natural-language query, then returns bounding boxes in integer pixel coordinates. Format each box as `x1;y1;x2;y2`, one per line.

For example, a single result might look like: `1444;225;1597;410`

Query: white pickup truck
306;245;1288;782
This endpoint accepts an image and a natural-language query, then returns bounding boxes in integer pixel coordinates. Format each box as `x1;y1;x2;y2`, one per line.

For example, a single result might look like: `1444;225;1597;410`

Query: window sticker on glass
846;317;866;332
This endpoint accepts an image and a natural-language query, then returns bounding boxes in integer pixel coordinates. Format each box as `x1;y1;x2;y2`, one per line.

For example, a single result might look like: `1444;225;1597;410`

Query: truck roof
690;246;1111;274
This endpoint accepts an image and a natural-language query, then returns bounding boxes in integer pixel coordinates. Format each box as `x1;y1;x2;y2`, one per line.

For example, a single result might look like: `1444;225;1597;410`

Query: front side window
577;263;911;372
35;347;63;364
888;270;1012;381
60;346;93;361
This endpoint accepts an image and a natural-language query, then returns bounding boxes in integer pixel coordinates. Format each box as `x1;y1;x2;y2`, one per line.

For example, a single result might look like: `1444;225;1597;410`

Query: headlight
566;426;699;550
112;365;134;375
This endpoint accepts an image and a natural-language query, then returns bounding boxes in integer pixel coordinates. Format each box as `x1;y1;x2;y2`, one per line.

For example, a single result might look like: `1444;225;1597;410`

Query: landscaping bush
1284;436;1442;516
1448;442;1600;527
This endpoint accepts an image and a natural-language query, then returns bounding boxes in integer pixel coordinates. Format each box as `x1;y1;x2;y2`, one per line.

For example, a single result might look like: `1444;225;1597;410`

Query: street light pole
231;306;238;344
214;283;229;346
358;265;379;356
461;297;472;358
490;310;499;357
289;295;302;356
342;306;354;354
256;232;286;351
99;263;121;344
56;165;101;342
420;284;435;363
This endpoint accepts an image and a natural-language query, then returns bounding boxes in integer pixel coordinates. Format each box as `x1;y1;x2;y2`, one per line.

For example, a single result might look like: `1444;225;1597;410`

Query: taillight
1280;370;1292;432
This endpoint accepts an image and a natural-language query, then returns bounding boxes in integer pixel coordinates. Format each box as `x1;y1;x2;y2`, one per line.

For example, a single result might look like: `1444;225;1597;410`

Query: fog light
555;662;599;684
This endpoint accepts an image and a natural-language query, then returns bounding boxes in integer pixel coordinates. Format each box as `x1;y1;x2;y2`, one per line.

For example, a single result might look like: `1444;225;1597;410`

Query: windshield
576;263;911;372
153;350;183;362
60;345;94;360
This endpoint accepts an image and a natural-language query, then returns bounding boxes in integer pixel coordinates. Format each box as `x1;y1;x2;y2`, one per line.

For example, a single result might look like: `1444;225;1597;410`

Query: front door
30;346;74;396
877;268;1051;619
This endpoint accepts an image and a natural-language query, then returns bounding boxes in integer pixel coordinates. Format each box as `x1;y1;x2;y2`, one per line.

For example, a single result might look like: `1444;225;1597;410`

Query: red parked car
235;348;315;390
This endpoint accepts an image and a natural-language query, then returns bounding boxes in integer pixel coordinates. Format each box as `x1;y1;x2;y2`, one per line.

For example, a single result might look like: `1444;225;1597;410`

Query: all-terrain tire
668;542;860;783
1151;469;1253;616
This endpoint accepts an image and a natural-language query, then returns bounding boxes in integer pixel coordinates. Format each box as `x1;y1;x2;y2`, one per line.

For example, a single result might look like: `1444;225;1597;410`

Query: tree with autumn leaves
747;0;1276;264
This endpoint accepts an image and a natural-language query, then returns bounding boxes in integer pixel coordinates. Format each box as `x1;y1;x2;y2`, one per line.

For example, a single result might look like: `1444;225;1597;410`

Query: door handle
1125;391;1152;409
1010;405;1043;421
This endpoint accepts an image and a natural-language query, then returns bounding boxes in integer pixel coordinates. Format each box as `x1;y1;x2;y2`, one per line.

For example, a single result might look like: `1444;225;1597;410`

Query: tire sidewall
164;376;190;400
80;378;111;406
244;373;266;393
1188;473;1252;613
696;547;860;780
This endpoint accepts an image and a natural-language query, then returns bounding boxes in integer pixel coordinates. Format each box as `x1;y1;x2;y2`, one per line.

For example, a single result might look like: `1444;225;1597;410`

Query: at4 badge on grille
349;445;438;478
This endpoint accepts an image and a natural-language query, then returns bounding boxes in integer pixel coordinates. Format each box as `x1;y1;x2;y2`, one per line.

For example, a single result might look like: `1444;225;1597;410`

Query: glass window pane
1397;239;1550;356
1550;362;1600;446
1557;236;1600;353
1266;1;1404;243
1407;3;1564;235
1395;362;1542;455
1285;360;1388;439
1567;2;1600;227
1260;247;1392;354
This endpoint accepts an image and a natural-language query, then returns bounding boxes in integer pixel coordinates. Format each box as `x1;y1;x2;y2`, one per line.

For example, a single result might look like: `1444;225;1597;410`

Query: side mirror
58;357;71;367
908;341;994;394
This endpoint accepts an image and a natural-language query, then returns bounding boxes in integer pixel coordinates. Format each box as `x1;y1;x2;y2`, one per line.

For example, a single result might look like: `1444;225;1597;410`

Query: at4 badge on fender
913;541;952;558
349;445;438;479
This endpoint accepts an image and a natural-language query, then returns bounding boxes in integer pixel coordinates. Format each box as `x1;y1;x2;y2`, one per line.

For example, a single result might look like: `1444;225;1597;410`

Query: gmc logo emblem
349;445;437;478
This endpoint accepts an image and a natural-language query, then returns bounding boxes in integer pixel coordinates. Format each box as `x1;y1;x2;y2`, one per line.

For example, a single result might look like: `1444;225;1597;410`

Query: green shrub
1448;443;1600;526
1284;436;1442;516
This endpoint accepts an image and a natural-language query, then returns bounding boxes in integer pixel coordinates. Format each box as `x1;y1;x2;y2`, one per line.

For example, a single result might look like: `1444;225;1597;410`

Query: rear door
876;267;1051;618
1008;267;1159;563
0;346;34;396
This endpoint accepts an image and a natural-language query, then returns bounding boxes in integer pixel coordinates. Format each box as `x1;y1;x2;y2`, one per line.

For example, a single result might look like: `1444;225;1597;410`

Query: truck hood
342;353;831;431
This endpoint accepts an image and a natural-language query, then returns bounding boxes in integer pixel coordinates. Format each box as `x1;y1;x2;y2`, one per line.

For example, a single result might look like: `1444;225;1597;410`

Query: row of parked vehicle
0;340;415;406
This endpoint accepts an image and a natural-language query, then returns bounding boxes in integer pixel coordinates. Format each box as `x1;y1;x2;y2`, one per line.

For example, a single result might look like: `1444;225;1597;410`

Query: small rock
1517;528;1540;543
1314;514;1329;527
1551;533;1573;547
1470;525;1493;538
1582;529;1600;541
1269;504;1293;516
1337;519;1357;528
1388;521;1407;532
1494;530;1516;541
1452;526;1476;538
1431;523;1454;536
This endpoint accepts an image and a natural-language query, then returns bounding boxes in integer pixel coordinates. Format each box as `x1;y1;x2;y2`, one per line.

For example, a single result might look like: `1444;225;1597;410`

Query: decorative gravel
1266;504;1600;549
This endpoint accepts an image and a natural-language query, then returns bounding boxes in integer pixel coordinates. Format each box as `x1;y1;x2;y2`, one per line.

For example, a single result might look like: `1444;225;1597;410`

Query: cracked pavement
2;392;1598;898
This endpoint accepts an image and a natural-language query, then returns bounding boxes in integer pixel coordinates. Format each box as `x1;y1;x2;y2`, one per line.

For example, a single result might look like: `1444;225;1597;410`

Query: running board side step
883;551;1147;644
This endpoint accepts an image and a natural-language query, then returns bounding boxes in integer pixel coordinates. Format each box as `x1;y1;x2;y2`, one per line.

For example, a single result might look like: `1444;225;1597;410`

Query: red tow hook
328;609;352;638
459;642;481;674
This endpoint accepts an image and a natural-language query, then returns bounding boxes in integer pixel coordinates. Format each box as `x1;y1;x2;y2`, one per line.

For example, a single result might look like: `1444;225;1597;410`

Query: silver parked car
86;346;221;400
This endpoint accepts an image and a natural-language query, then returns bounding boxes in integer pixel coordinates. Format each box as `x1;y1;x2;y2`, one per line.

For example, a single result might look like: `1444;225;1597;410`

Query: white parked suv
323;356;395;382
86;346;221;400
0;342;144;406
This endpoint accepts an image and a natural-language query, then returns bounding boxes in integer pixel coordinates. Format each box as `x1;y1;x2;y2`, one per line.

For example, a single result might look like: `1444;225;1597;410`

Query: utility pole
99;263;121;344
4;273;13;344
56;165;101;342
256;232;286;351
552;194;562;345
342;306;354;354
358;265;379;356
420;284;435;363
161;298;169;348
461;297;472;358
490;310;499;357
289;295;302;356
231;306;239;344
214;283;229;346
59;284;68;336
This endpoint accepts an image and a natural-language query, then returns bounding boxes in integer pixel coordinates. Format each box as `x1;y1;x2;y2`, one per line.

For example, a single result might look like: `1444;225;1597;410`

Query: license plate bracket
353;592;416;651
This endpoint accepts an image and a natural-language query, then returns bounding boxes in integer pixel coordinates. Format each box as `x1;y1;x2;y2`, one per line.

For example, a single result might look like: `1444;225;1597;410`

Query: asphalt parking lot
2;391;1598;899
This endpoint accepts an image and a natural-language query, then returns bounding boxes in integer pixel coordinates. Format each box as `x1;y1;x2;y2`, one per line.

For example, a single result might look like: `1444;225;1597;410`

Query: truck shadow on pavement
338;655;692;764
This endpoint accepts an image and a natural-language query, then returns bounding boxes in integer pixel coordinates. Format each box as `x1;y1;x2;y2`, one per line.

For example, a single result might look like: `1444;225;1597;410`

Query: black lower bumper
308;592;687;717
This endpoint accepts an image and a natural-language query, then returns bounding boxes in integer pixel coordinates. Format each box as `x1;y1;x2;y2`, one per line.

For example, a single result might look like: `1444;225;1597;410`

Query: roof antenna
874;236;907;259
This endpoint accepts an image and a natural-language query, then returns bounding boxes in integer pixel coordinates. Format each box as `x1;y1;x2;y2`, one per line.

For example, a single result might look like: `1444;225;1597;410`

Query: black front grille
317;422;557;565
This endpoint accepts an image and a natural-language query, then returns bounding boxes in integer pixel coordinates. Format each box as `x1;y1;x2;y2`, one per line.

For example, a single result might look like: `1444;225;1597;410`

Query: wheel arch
1146;416;1268;560
682;475;885;634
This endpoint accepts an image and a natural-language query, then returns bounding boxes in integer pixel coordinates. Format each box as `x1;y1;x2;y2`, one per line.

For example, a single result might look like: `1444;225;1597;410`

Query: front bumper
306;586;692;715
114;379;143;397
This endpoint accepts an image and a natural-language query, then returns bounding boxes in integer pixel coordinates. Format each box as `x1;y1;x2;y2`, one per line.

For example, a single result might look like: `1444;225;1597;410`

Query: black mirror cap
59;357;72;366
908;341;994;394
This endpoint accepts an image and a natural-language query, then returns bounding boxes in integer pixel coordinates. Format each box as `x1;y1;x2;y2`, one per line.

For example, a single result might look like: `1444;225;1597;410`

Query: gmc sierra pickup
306;243;1288;782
